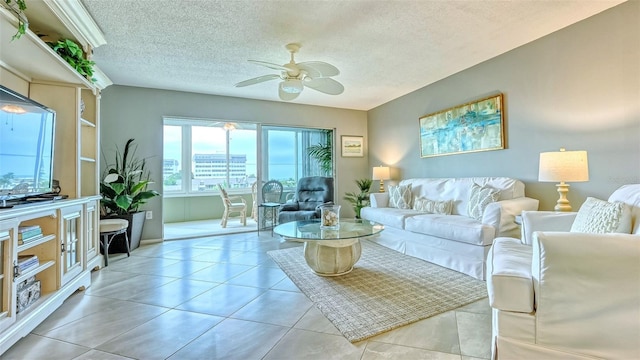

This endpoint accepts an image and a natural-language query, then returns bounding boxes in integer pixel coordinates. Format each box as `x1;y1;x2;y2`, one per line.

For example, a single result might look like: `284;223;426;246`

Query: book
18;225;41;233
18;228;43;240
18;234;44;245
17;255;39;273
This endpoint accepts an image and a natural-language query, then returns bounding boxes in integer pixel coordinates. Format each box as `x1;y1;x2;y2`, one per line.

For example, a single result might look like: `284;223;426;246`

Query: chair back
608;184;640;234
217;184;230;206
296;176;334;211
262;180;283;203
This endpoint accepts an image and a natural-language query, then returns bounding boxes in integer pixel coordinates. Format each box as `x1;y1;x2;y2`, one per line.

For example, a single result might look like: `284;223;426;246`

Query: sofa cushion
607;184;640;235
405;214;496;245
360;206;420;229
413;197;453;215
570;197;632;234
388;184;413;209
468;183;500;221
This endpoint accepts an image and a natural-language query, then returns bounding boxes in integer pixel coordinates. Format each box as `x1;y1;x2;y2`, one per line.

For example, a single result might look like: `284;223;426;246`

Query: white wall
367;1;640;211
100;87;367;241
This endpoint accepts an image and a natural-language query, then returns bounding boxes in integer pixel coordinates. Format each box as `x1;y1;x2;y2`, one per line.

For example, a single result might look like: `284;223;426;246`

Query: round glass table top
273;219;384;241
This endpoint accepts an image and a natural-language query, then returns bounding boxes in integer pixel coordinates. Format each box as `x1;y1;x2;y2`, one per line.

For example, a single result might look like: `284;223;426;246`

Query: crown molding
92;66;113;90
44;0;106;49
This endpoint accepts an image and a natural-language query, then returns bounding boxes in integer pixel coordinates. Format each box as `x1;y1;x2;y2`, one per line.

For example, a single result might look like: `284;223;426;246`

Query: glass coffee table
273;219;384;276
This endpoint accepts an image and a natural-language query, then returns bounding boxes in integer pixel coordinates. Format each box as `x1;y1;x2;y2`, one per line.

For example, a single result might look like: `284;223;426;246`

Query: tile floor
3;231;492;360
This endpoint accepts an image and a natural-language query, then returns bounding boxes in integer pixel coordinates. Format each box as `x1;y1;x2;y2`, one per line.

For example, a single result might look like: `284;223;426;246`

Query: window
163;118;257;194
262;126;333;189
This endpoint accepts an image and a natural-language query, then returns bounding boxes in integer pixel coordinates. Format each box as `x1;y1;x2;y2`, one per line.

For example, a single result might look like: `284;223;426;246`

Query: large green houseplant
344;178;373;219
101;138;160;251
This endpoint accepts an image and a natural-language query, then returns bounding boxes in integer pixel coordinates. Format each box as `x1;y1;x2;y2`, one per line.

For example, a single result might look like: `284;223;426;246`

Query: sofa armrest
370;193;389;208
521;211;576;245
487;237;534;313
532;232;640;358
483;197;540;239
279;202;300;211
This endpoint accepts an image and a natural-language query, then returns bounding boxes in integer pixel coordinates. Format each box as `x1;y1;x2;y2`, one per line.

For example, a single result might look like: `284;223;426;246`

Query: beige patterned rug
268;240;487;343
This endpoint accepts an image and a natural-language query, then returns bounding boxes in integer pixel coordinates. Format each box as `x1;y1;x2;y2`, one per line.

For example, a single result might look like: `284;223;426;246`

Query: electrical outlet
145;210;153;220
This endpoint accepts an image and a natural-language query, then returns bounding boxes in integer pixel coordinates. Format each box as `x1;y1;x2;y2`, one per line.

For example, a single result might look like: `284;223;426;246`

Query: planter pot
102;211;146;253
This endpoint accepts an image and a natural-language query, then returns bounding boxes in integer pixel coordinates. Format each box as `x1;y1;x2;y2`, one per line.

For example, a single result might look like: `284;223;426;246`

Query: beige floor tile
456;297;491;315
264;328;366;360
225;264;287;288
40;301;168;348
72;349;135;359
271;276;301;292
186;262;254;282
456;311;492;359
362;342;462;360
167;318;288;360
126;278;219;307
369;311;461;355
176;283;265;316
33;293;115;334
294;307;342;335
231;289;313;326
85;274;177;299
96;309;224;359
2;334;90;360
190;248;246;263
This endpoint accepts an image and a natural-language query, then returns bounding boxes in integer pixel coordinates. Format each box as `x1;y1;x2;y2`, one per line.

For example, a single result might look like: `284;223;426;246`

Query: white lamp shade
539;150;589;182
279;79;303;94
372;166;390;180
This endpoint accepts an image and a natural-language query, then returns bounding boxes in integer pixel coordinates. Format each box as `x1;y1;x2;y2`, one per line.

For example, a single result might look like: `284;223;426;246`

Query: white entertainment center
0;1;111;354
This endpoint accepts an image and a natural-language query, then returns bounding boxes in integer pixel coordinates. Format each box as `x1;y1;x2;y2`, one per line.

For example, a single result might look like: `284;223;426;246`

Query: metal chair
99;218;130;267
258;180;283;235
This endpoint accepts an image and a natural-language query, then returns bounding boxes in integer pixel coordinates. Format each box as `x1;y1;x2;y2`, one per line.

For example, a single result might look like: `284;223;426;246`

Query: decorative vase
320;204;341;229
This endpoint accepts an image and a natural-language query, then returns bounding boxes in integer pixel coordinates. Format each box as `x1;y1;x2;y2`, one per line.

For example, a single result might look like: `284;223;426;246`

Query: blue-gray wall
367;1;640;211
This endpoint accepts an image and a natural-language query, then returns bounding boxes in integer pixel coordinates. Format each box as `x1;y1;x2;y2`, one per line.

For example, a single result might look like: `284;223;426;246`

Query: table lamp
372;166;390;193
538;148;589;212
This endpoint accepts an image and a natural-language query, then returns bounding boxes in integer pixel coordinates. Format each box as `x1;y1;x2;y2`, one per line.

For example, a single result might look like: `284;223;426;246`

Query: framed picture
419;94;505;158
341;135;364;157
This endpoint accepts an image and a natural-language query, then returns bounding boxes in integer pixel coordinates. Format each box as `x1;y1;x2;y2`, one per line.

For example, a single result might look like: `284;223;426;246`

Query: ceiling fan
234;43;344;101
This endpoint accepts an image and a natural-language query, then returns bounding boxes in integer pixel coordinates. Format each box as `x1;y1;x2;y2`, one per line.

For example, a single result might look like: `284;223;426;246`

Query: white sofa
486;184;640;359
360;177;539;280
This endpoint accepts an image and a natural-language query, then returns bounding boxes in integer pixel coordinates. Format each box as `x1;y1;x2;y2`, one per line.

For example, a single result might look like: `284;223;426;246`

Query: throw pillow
570;197;632;234
388;184;413;209
467;183;500;221
413;197;453;215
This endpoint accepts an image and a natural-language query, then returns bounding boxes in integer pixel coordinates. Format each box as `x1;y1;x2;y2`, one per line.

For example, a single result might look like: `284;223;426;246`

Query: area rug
267;240;487;342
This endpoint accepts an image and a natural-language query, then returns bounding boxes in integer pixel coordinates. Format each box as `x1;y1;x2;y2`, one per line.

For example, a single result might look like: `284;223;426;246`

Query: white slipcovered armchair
486;184;640;360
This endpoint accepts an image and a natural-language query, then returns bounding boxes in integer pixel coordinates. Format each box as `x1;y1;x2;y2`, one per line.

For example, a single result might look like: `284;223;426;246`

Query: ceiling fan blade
234;74;280;87
278;86;301;101
298;61;340;78
304;77;344;95
248;60;289;72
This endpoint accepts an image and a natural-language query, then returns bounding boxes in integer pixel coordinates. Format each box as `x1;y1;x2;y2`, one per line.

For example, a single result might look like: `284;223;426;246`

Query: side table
258;202;280;236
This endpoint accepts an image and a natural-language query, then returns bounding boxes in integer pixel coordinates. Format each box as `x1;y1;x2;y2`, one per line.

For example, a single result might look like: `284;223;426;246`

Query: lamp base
379;180;385;193
554;182;572;212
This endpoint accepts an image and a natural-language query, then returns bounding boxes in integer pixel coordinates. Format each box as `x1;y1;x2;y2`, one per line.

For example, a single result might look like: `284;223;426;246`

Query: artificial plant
306;130;333;176
4;0;28;40
100;139;160;216
343;178;373;219
48;39;95;80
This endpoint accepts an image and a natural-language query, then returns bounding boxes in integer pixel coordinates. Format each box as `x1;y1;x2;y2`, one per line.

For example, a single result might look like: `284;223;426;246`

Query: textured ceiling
81;0;625;111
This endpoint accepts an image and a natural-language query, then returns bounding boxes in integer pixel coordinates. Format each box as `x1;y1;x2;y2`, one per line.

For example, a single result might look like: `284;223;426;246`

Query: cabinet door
60;206;83;285
85;200;100;269
0;220;17;333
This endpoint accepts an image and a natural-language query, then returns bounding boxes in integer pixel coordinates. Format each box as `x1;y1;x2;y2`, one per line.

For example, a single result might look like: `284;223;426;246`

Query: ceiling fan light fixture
280;79;303;94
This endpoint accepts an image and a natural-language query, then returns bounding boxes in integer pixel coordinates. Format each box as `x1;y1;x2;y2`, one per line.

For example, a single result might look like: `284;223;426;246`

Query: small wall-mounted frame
341;135;364;157
419;94;504;158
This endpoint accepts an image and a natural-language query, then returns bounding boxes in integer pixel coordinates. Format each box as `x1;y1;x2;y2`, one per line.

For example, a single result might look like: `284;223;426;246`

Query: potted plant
101;138;160;251
343;178;373;219
306;130;333;176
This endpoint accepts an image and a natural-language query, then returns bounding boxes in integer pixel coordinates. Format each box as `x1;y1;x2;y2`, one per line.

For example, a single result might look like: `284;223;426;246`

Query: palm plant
100;139;160;216
344;178;373;219
306;130;333;176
